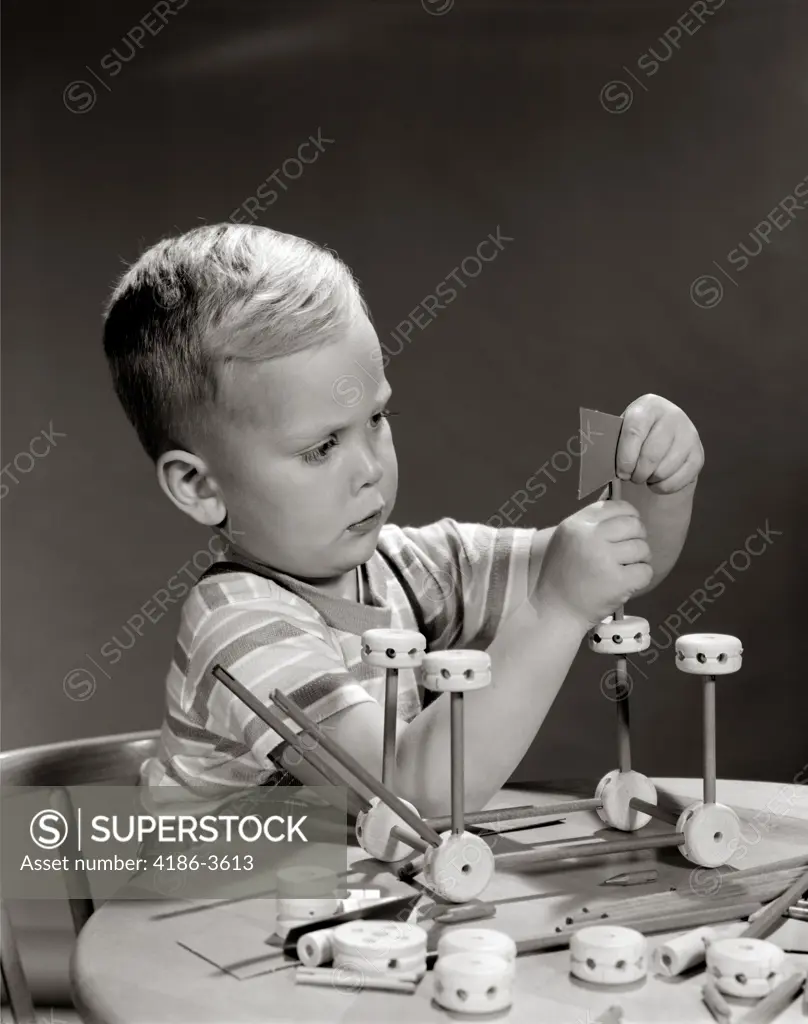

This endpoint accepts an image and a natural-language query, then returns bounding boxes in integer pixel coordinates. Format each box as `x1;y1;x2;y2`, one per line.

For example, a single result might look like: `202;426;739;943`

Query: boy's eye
300;410;397;465
302;437;338;465
371;407;396;428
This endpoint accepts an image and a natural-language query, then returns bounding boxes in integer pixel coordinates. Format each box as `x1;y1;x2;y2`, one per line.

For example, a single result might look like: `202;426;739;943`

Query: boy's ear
156;448;226;528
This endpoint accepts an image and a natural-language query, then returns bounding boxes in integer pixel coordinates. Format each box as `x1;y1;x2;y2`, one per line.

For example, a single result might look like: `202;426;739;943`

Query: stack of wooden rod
508;857;808;958
557;862;808;930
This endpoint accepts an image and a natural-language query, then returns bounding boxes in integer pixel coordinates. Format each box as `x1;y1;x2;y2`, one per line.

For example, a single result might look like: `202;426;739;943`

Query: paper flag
577;408;624;500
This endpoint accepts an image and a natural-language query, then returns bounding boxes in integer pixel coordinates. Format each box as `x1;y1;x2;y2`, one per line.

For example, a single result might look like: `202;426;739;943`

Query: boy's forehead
222;321;387;435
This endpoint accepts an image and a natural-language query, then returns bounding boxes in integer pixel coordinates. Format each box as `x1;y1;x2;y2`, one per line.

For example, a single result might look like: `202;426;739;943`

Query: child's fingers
613;538;652;566
628;418;676;485
600;514;647;542
647;436;699;487
649;451;702;494
622;561;655;593
616;401;662;480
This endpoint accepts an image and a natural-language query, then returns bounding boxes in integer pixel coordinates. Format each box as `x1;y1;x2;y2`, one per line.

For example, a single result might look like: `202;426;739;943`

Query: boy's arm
282;527;581;816
294;504;647;819
527;526;555;594
394;588;588;816
410;484;695;815
285;592;587;819
295;398;702;816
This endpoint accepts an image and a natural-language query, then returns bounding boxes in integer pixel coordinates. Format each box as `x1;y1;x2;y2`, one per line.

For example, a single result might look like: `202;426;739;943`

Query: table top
71;778;808;1024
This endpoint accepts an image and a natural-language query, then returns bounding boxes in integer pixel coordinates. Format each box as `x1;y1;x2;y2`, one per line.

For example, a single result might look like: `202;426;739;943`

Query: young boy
103;223;703;821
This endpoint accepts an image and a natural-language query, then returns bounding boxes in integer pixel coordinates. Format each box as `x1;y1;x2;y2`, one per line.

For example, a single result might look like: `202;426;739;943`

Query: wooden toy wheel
569;925;647;985
676;801;741;867
360;628;426;668
421;650;492;692
355;795;422;862
437;928;517;972
432;952;514;1014
331;920;428;977
675;634;742;675
596;770;657;831
589;616;650;655
422;831;494;903
706;937;786;998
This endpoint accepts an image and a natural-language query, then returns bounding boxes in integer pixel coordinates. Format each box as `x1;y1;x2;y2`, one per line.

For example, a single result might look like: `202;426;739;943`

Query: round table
71;779;808;1023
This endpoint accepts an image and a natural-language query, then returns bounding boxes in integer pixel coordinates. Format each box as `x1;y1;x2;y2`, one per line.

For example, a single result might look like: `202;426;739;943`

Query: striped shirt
139;518;535;810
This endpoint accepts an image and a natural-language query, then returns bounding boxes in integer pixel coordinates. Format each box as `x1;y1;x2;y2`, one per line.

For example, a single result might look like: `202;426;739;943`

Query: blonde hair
102;223;367;461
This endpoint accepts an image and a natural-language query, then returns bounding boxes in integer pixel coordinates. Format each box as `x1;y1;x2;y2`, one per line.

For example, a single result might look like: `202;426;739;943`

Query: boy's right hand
535;500;653;628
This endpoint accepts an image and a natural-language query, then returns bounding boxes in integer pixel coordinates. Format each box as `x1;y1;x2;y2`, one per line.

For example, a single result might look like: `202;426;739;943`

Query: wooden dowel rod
609;479;624;623
615;655;631;772
705;881;806;918
608;478;631;771
450;692;464;835
382;667;398;790
426;798;602;831
574;882;787;925
0;902;37;1024
212;666;372;812
271;689;443;849
735;970;806;1024
523;863;806;928
297;967;420;983
701;858;808;890
585;875;796;916
629;798;680;826
740;866;808;939
723;854;808;882
704;676;717;804
735;870;808;903
569;884;770;917
592;868;801;928
746;904;769;924
390;825;429;855
495;831;684;867
514;901;761;956
295;966;418;993
425;804;545;829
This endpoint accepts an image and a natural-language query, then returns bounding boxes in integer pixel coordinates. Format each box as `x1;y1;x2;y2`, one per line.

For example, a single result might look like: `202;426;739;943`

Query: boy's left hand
617;394;704;494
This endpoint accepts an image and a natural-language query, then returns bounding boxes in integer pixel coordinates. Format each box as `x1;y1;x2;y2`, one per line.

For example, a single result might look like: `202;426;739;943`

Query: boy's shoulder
177;564;333;656
377;517;496;568
378;516;462;552
376;517;463;573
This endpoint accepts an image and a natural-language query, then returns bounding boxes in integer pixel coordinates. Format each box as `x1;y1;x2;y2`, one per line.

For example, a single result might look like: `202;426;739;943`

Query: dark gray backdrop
3;0;807;785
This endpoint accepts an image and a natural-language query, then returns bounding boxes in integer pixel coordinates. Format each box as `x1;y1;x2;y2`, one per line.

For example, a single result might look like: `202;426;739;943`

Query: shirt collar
221;542;392;635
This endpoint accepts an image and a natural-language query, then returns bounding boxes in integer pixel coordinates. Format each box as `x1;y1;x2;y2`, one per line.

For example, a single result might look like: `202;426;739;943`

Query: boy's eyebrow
287;381;393;444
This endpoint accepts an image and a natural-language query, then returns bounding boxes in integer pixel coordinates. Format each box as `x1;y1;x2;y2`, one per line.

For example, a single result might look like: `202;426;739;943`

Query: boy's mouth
348;507;384;531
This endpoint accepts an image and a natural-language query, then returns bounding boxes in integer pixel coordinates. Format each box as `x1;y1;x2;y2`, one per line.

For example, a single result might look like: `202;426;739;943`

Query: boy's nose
355;441;384;487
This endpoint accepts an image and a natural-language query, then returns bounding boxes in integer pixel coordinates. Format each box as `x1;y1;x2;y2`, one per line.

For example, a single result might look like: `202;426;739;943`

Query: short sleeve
398;518;535;650
179;603;375;780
